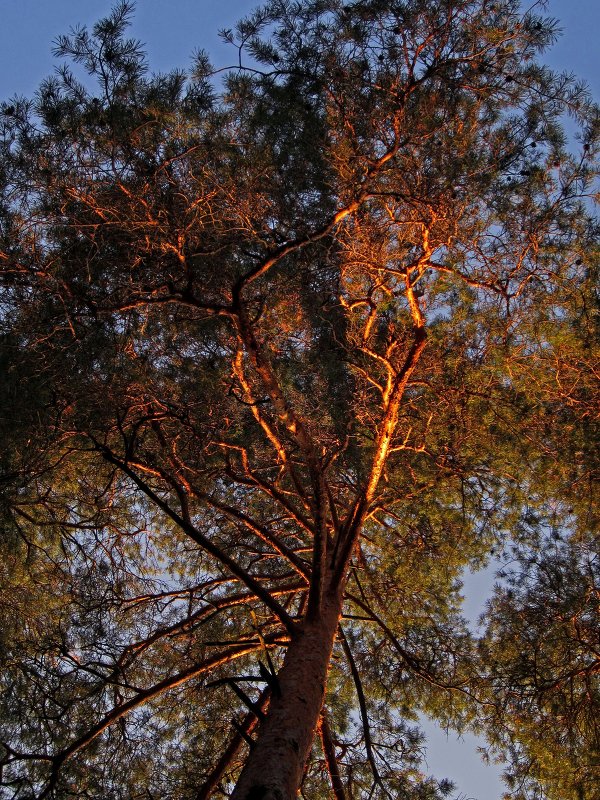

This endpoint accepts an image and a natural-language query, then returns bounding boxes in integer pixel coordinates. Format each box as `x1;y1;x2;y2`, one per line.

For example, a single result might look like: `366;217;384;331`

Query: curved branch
93;441;299;635
332;326;427;585
231;348;312;509
345;592;490;704
233;302;330;620
232;198;364;295
198;494;311;582
115;583;305;674
40;640;277;798
338;629;388;796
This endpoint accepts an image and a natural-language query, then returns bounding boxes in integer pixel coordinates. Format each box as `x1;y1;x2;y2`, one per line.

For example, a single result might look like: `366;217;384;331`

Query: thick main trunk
230;591;343;800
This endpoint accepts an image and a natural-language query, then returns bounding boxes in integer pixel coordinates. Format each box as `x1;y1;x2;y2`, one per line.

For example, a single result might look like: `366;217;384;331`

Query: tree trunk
230;589;343;800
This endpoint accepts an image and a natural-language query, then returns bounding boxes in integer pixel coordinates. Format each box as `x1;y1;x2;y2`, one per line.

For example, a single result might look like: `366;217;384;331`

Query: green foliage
478;531;599;800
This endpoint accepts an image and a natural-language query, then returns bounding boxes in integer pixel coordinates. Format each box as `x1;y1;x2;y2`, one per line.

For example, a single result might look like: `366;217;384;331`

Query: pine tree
0;1;598;798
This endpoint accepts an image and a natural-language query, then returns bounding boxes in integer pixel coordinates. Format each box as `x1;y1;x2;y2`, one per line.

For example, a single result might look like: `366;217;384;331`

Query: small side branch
319;710;347;800
339;629;386;795
200;494;311;582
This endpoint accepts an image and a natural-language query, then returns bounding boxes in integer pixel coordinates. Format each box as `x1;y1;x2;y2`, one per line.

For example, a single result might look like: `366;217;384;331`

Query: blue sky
1;1;598;99
1;2;598;798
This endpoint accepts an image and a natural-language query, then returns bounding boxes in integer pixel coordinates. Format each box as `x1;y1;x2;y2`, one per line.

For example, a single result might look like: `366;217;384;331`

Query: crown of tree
0;2;598;799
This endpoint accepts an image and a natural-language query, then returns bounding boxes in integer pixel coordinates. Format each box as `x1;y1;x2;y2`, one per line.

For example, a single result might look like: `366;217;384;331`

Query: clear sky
1;1;598;799
1;0;598;99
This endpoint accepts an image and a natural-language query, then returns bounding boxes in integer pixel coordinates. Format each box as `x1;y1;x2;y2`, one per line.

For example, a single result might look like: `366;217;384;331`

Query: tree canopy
0;1;598;798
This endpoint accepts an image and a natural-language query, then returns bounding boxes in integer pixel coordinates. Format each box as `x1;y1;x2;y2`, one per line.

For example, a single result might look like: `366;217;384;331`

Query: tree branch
319;710;347;800
331;326;427;586
195;687;272;800
339;629;387;796
94;441;299;635
41;641;274;798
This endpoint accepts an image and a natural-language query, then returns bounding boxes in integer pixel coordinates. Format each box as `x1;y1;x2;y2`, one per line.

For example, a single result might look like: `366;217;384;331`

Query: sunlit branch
223;457;316;542
231;350;312;510
95;291;233;317
115;583;305;674
121;577;233;611
233;304;330;619
346;360;386;400
40;641;274;799
232;198;364;294
332;324;427;585
145;422;313;577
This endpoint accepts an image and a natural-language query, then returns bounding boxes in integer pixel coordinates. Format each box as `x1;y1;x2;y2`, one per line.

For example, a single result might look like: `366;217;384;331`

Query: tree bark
230;589;343;800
